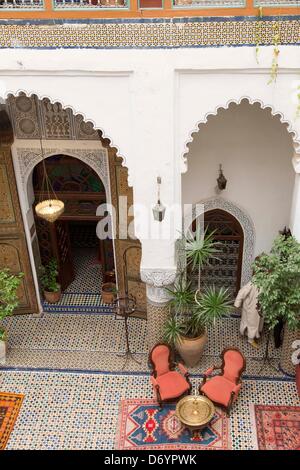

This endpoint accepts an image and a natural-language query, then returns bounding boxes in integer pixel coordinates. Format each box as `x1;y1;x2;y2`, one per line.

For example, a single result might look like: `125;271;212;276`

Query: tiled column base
146;300;169;350
279;327;300;376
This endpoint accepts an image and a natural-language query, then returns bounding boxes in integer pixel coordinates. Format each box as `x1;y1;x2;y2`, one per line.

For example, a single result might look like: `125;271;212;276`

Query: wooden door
108;147;146;318
54;220;75;290
0;111;38;314
35;217;75;291
190;209;244;299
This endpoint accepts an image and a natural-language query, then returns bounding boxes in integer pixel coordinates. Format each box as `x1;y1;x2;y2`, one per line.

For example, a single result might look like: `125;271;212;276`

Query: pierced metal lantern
35;199;64;223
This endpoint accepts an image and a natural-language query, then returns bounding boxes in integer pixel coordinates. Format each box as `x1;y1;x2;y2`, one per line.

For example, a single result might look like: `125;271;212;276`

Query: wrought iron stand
114;295;141;370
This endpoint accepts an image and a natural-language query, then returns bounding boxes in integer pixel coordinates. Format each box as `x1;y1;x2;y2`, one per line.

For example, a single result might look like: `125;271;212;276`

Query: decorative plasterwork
146;285;171;305
182;97;300;173
140;268;177;287
14;144;111;210
184;197;255;287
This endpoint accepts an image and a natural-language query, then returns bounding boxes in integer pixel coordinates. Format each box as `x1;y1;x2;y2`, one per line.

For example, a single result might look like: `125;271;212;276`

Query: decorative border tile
0;16;299;49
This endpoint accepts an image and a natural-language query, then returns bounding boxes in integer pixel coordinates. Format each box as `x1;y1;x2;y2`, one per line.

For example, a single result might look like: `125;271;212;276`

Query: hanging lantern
35;199;65;223
217;164;227;191
35;138;65;223
152;176;166;222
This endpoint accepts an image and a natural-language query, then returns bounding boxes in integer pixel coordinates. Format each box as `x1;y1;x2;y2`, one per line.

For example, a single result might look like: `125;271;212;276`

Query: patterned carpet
1;371;298;450
1;312;299;450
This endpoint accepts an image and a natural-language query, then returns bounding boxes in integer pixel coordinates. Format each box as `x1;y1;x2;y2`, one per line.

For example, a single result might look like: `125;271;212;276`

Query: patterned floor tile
0;370;298;450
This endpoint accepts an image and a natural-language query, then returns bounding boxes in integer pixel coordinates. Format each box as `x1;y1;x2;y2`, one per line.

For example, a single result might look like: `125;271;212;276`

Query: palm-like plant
163;229;233;347
185;226;220;291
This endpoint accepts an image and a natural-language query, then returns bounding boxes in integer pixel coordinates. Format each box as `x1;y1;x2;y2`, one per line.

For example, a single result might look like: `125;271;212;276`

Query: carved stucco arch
1;90;132;182
16;146;111;212
181;96;299;173
183;196;255;288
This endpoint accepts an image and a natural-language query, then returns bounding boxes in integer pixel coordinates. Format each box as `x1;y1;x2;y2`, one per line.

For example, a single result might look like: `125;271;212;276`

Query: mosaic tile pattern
42;247;113;314
2;313;287;378
0;17;299;49
0;370;298;450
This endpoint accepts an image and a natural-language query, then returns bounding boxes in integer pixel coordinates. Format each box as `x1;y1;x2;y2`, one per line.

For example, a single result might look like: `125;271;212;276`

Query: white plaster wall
182;100;295;255
0;46;299;271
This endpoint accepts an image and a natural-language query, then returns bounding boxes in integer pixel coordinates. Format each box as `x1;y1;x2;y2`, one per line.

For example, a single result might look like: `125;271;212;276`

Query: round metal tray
176;395;215;428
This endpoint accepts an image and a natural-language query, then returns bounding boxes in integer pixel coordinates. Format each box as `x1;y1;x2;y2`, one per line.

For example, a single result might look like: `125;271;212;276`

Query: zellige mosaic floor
1;370;298;450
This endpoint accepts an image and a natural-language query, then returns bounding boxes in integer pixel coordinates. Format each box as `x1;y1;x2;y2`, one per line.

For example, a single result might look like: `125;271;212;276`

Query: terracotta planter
176;331;207;367
0;330;7;365
44;288;61;304
101;282;116;305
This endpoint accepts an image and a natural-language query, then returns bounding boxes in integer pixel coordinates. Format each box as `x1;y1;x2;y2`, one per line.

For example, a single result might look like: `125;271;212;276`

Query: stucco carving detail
182;97;300;173
141;268;177;288
146;285;171;305
15;146;111;208
184;197;255;287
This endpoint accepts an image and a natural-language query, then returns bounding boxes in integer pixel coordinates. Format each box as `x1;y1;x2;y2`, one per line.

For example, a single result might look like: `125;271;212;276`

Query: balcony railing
173;0;245;7
0;0;44;8
54;0;128;8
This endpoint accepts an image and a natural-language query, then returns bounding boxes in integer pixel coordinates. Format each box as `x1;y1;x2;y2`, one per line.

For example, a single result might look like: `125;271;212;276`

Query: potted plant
39;258;61;304
164;227;232;367
252;234;300;375
0;269;23;364
101;282;117;305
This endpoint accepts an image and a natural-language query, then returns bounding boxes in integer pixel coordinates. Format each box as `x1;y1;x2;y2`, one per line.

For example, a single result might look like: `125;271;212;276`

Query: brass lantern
35;139;64;223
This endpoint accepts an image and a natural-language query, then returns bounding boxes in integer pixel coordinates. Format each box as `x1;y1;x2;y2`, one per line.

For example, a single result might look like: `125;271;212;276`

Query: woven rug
0;392;24;450
116;398;230;450
251;404;300;450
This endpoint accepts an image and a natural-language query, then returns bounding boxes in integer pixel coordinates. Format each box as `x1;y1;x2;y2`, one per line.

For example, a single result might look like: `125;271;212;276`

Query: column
141;268;177;350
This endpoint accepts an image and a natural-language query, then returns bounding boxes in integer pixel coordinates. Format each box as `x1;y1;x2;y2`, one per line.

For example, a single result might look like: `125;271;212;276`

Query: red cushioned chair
199;348;246;416
149;343;192;408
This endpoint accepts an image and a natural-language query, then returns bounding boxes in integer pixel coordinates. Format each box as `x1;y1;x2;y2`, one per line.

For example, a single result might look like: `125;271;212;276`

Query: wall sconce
217;164;227;191
152;176;166;222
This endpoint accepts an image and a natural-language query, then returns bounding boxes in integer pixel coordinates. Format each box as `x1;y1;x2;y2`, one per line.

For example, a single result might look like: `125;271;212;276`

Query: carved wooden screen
0;111;38;314
190;209;243;299
108;148;146;319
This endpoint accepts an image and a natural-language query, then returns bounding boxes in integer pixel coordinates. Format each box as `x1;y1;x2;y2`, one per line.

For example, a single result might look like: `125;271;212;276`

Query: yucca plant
163;229;232;351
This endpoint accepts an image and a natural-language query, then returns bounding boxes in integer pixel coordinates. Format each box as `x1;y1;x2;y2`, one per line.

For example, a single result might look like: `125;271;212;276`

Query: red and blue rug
116;398;230;450
251;404;300;450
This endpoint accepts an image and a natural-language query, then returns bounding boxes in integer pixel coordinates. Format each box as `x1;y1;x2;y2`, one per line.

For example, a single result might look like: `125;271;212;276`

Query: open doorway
32;154;114;312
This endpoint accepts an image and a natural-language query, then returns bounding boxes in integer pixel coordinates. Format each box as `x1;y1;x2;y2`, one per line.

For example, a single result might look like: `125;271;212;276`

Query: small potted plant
39;258;61;304
101;282;117;305
252;234;300;375
164;227;232;367
0;269;23;364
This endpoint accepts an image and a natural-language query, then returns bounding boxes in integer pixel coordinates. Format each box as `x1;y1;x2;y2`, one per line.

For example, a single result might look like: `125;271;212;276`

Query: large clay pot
44;288;61;304
101;282;116;304
176;331;207;367
0;331;7;365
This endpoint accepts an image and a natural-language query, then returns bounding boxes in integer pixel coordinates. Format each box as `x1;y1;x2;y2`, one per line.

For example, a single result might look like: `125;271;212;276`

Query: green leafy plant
255;6;264;64
39;258;60;293
0;269;23;340
252;235;300;331
268;22;280;85
163;229;232;346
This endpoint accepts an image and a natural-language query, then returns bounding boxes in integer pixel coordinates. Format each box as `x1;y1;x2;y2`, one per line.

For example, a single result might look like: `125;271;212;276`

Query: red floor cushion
156;371;190;400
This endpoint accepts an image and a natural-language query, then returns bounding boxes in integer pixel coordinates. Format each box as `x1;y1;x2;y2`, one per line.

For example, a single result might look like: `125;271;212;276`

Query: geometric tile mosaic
1;313;291;379
0;17;299;50
1;370;298;450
